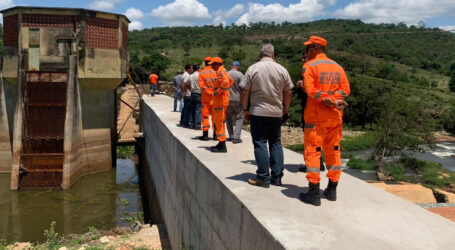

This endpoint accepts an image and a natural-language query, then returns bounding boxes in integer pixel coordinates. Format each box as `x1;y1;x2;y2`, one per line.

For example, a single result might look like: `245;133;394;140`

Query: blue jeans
150;84;157;96
180;96;191;126
174;91;183;112
250;115;284;183
188;93;201;128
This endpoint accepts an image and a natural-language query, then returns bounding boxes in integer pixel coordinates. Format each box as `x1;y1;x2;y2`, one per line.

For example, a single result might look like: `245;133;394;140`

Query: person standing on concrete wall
198;57;217;141
173;71;184;112
179;64;193;127
296;52;325;173
210;57;233;153
149;73;158;96
226;61;244;144
299;36;350;206
188;64;202;129
240;44;294;188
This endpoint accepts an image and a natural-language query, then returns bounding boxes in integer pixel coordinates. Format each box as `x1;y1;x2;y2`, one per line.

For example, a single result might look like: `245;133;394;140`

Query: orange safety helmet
204;56;212;62
210;57;223;65
304;36;327;47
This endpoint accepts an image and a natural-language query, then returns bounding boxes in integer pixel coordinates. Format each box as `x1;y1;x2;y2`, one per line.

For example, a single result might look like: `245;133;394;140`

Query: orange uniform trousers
201;98;214;132
304;120;343;184
212;105;227;142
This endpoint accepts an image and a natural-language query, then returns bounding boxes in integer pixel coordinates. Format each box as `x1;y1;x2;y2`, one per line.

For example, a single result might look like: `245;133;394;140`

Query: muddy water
0;159;142;243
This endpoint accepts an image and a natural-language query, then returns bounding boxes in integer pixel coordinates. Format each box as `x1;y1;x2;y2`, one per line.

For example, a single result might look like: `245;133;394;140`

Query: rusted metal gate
19;71;67;188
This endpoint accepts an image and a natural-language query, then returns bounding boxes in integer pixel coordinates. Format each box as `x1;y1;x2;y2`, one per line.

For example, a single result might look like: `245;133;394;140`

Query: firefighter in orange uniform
209;57;233;153
299;36;350;206
198;57;217;141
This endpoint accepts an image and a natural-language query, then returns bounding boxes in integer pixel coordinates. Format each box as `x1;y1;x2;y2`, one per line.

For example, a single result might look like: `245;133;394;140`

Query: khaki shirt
182;71;191;97
240;57;294;117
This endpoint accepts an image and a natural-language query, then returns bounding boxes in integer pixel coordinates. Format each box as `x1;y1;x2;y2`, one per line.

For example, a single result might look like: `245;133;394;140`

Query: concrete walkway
143;95;455;250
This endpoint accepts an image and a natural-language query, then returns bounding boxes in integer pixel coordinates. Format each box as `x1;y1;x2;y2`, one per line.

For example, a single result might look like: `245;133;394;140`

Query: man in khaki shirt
240;44;294;188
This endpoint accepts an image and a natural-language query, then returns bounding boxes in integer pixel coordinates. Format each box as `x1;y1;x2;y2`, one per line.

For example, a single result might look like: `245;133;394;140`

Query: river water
0;159;142;243
346;142;455;172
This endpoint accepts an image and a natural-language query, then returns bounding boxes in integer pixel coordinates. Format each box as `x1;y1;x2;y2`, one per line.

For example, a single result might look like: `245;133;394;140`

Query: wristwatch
243;108;249;112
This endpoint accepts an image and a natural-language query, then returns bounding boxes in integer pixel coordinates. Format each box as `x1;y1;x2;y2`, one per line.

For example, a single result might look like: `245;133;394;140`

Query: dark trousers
150;84;157;96
250;115;284;183
187;93;201;129
180;96;191;126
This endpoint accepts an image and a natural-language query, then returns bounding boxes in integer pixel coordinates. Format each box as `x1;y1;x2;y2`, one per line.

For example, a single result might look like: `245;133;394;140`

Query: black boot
299;183;321;206
199;131;209;141
324;181;338;201
212;130;217;140
211;141;227;153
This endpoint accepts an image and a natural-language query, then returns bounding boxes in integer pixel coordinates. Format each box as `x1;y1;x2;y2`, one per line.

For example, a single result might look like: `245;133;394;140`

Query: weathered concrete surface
142;95;455;250
0;74;12;173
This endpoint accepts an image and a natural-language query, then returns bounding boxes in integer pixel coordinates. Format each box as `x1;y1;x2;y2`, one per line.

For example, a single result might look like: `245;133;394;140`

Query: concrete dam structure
141;95;455;249
0;7;129;189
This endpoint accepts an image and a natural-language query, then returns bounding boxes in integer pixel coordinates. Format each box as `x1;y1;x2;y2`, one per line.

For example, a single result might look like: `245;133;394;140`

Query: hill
127;19;455;131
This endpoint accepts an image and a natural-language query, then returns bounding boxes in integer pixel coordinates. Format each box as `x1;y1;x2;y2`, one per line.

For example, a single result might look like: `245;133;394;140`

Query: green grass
347;158;377;170
384;163;407;181
117;146;135;158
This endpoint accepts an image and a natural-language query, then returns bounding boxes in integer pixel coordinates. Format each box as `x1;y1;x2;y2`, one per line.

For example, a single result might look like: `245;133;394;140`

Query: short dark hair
193;64;200;71
185;64;193;71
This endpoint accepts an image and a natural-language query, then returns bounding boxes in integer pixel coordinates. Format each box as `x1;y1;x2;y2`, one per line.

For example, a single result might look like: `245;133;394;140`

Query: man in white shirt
187;64;201;129
240;44;294;188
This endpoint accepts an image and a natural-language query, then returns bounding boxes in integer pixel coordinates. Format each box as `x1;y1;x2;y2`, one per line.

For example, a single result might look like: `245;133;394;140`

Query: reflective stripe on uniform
201;70;216;74
214;107;224;111
336;90;347;97
310;60;340;67
306;167;320;173
327;91;335;95
304;124;315;129
314;91;322;100
217;133;226;138
327;166;342;171
221;87;230;90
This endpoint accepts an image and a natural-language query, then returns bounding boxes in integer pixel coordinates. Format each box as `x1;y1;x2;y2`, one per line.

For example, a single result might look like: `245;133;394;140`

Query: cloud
235;0;325;26
151;0;211;26
440;25;455;33
334;0;455;24
213;4;245;26
0;0;14;9
125;8;144;20
129;21;143;31
89;0;122;10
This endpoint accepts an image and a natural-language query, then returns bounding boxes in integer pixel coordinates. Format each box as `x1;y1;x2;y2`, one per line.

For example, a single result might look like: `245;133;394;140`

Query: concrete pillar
0;73;12;173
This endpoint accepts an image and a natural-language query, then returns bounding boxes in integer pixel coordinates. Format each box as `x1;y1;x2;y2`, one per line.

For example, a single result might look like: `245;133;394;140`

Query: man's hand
334;100;348;110
213;91;219;96
244;111;250;121
322;98;334;107
296;80;303;88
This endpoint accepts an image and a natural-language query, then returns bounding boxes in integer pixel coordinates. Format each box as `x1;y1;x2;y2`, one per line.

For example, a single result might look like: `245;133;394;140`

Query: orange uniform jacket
199;66;217;103
302;53;350;123
149;74;158;84
212;66;233;107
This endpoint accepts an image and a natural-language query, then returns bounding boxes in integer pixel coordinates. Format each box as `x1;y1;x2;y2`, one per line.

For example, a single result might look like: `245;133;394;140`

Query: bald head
260;44;275;58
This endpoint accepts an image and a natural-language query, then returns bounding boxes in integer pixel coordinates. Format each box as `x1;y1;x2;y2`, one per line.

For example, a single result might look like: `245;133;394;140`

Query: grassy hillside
127;19;455;130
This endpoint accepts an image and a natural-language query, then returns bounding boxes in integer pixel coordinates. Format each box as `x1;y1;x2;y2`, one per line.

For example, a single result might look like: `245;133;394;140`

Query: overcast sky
1;0;454;32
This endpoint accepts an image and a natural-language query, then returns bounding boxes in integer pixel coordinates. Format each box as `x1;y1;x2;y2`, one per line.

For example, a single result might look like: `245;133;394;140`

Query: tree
130;49;170;83
449;63;455;93
371;92;436;165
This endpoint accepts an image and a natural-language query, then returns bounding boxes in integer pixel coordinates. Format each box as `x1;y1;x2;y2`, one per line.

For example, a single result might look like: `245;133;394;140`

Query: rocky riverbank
2;223;170;250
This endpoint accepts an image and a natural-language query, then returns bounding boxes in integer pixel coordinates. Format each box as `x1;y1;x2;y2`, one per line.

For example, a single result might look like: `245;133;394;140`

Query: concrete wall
0;74;12;173
142;97;280;250
142;95;455;250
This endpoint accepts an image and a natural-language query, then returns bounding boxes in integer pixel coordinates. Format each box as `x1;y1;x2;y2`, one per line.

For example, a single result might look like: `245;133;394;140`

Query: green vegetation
43;221;61;250
117;146;135;158
0;239;7;250
347;158;377;171
450;63;455;93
